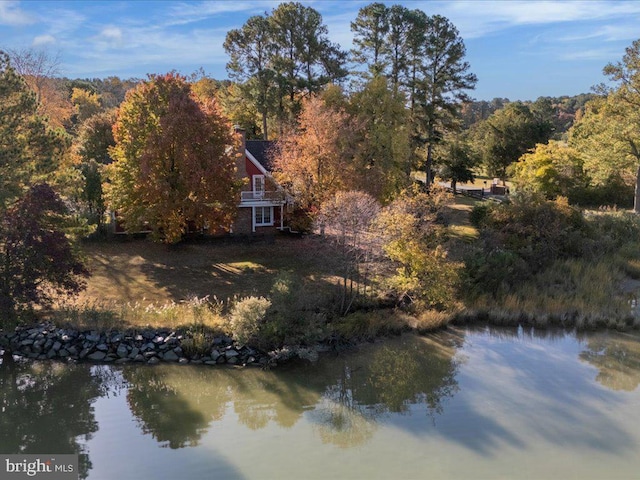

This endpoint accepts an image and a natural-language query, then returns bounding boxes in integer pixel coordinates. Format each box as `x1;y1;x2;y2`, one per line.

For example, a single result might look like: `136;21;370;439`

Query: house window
254;206;273;226
253;175;265;198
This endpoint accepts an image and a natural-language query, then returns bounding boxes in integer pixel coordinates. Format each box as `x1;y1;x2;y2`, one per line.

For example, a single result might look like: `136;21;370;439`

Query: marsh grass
52;296;229;333
461;258;640;330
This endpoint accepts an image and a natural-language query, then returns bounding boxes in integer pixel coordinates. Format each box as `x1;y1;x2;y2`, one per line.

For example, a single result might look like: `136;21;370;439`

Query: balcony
240;190;286;205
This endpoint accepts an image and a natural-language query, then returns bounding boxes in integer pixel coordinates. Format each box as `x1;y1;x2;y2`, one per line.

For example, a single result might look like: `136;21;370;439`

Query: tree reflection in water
120;332;462;450
0;358;112;479
579;330;640;392
307;332;461;446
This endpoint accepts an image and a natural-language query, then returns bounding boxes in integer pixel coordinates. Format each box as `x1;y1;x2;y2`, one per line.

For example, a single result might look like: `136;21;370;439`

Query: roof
246;140;275;171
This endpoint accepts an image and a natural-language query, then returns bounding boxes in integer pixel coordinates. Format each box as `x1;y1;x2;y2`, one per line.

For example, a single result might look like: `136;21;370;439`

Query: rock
190;359;202;365
52;341;62;351
227;356;238;365
210;350;220;361
143;351;157;359
115;358;129;364
247;356;256;364
79;348;90;359
173;346;183;356
225;349;239;359
133;354;145;362
58;349;69;357
85;332;100;343
87;351;106;361
204;360;217;366
153;336;164;344
46;349;57;359
21;339;34;346
134;334;144;342
116;345;129;358
162;350;179;362
96;343;109;352
178;357;189;365
67;346;79;356
147;357;160;365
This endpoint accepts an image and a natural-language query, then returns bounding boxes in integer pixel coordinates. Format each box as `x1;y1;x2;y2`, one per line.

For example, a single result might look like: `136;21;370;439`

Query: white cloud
32;34;56;47
101;26;123;41
421;1;640;39
0;0;34;26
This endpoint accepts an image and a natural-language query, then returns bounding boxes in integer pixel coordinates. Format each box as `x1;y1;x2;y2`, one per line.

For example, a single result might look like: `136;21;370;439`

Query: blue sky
1;0;639;101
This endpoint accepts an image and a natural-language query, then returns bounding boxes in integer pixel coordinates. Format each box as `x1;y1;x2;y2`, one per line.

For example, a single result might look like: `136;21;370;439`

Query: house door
253;175;265;199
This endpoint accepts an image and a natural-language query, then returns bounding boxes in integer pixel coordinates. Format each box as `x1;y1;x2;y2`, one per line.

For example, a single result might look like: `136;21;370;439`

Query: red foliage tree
0;184;89;319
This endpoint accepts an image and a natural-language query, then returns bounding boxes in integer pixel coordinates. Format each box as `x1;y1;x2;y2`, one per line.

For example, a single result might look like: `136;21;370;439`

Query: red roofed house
233;128;290;234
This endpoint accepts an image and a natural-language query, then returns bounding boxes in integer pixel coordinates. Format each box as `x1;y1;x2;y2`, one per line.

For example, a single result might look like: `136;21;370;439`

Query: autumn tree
7;48;73;130
0;51;65;210
375;186;460;311
272;95;353;212
71;87;102;124
107;73;241;243
0;184;89;320
511;141;587;201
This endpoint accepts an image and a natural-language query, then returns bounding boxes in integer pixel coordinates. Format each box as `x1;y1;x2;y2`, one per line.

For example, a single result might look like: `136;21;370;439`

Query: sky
1;0;639;101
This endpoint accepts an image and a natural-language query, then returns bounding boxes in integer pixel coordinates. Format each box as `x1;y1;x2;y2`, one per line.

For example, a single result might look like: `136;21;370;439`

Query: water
1;326;639;480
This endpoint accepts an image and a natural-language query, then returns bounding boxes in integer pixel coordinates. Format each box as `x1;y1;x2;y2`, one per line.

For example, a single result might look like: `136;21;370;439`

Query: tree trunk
425;141;433;188
262;111;268;141
451;179;457;194
635;163;640;214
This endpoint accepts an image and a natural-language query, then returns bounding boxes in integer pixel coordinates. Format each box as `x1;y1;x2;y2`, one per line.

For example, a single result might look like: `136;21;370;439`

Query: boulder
87;351;107;361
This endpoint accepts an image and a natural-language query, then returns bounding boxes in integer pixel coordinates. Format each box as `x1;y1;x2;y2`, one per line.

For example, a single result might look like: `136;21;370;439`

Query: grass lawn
76;235;340;306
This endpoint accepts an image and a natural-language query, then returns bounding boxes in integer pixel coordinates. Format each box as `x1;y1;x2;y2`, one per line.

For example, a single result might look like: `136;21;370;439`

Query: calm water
1;326;640;480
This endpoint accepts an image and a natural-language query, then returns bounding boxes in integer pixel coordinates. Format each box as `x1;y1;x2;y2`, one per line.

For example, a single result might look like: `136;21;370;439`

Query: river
1;326;639;479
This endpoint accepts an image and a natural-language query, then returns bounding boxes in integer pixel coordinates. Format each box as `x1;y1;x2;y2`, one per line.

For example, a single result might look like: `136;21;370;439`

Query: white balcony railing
240;190;286;203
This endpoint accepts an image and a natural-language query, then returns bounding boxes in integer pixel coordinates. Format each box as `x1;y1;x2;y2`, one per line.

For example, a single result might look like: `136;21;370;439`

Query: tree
7;48;73;130
413;15;477;187
224;15;276;139
0;51;65;210
225;2;348;135
351;3;389;78
435;138;476;194
477;102;553;182
317;191;381;314
71;87;102;124
272;95;353;211
511;141;587;200
569;96;637;207
599;39;640;212
107;73;241;243
349;76;412;201
374;187;459;311
0;184;89;319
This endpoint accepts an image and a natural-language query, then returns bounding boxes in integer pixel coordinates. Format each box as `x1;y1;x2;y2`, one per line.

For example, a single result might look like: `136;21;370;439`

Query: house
111;127;290;237
233;128;290;234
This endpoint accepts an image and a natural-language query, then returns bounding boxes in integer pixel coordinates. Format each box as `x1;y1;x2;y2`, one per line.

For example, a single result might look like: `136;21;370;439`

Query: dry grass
77;236;339;305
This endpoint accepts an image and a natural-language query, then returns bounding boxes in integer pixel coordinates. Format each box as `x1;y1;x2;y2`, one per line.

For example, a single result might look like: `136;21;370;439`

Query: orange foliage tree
272;95;355;212
107;73;241;243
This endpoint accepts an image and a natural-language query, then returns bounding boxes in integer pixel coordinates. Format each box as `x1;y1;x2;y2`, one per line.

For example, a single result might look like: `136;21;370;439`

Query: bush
228;296;271;345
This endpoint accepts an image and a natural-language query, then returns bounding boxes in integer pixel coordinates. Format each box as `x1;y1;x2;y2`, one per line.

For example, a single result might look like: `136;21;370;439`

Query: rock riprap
0;324;271;367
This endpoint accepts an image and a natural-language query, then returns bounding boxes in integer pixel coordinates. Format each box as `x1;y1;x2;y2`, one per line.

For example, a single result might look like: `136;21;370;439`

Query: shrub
229;296;271;345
